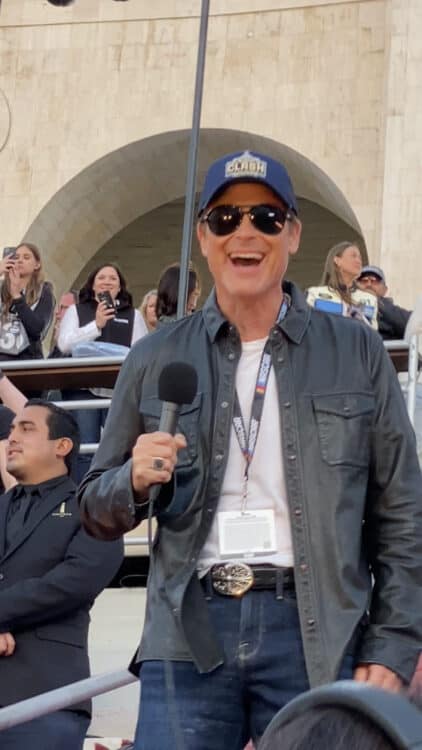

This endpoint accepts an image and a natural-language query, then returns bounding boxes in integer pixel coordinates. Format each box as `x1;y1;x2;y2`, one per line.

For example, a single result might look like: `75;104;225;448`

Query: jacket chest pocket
139;393;202;467
312;393;374;468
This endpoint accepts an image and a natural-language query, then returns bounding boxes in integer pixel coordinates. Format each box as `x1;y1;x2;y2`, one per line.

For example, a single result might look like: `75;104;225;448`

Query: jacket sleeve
0;529;123;632
379;298;411;339
10;283;55;341
78;348;173;540
357;332;422;682
57;304;100;353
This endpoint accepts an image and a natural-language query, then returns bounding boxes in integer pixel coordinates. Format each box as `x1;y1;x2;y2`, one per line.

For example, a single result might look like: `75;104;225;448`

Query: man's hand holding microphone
130;362;197;501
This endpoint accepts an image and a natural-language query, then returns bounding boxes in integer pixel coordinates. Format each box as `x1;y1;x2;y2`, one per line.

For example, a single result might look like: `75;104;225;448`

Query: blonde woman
0;243;55;359
139;288;158;332
307;241;378;329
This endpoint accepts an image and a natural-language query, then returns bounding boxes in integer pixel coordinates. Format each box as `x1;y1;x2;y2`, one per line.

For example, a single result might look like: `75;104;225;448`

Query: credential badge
225;151;267;180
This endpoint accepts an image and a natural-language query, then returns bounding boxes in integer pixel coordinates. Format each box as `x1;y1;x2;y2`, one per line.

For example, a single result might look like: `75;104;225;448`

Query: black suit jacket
0;476;123;714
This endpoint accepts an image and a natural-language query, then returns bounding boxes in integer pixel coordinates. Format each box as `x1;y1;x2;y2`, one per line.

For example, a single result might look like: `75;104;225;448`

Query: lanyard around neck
232;295;290;509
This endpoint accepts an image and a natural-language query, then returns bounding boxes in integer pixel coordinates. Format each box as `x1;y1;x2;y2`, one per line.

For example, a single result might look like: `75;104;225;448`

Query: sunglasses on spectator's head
200;204;293;236
360;275;383;283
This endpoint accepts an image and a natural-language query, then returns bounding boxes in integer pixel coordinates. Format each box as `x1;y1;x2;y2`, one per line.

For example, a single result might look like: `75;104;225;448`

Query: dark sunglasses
200;204;293;236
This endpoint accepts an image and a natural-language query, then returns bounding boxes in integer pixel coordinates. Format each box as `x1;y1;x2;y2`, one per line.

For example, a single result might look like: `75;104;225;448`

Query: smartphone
98;291;115;310
3;247;17;260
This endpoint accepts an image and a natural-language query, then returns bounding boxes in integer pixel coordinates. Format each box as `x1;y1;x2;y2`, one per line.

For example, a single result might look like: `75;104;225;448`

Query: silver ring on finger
152;457;165;471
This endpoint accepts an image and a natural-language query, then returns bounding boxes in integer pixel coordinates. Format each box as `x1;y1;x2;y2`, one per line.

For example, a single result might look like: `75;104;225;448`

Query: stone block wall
0;0;419;306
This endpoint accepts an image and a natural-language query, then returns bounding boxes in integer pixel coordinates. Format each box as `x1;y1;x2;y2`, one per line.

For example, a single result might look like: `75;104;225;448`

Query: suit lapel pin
52;502;72;518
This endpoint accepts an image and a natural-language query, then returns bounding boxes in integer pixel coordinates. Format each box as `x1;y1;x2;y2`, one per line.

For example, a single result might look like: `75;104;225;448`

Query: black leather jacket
378;296;411;340
79;282;422;687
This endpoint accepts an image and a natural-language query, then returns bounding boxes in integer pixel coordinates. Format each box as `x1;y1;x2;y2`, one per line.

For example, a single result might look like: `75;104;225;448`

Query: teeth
230;254;263;260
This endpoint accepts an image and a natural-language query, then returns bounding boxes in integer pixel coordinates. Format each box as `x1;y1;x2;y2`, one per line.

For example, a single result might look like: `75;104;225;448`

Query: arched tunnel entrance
24;128;366;305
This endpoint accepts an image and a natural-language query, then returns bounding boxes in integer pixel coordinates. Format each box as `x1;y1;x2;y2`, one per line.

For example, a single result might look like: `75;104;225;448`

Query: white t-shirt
198;337;294;573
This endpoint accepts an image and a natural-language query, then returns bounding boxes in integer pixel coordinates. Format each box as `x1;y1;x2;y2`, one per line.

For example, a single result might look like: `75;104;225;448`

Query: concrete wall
378;0;422;300
0;0;420;305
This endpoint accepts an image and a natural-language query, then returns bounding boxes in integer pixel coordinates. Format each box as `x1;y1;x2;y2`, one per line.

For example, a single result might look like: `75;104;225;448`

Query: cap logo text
225;151;267;180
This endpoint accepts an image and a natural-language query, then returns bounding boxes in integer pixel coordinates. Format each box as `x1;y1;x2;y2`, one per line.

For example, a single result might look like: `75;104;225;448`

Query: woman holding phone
58;263;147;480
0;243;55;360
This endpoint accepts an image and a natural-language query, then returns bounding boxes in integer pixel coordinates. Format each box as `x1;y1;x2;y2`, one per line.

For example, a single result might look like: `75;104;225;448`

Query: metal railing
0;355;126;370
0;336;420;733
1;338;419;425
0;671;137;731
384;337;420;426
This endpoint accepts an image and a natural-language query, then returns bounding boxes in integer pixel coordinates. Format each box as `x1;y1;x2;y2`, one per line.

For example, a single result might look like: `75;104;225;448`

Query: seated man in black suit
0;399;124;750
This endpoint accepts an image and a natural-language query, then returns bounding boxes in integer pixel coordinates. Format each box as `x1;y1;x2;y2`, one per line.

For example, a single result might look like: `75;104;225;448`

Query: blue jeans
63;389;108;483
133;588;354;749
0;710;90;750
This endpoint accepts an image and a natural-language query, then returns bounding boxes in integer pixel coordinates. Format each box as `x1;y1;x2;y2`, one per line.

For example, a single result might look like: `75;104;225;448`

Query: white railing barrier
0;355;125;370
53;399;112;410
384;336;420;426
0;670;137;732
0;339;418;428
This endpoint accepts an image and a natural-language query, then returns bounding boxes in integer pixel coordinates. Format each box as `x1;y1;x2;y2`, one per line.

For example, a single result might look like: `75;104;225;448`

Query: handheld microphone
149;362;198;502
157;361;198;434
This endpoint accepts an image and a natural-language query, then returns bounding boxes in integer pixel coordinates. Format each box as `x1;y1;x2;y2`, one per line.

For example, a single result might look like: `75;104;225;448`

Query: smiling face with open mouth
197;182;301;321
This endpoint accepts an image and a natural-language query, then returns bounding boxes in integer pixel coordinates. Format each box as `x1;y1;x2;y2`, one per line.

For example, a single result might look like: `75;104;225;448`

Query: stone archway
24;128;365;301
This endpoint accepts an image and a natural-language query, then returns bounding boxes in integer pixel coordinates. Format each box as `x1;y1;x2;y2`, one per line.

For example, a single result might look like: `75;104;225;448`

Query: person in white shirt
58;264;147;480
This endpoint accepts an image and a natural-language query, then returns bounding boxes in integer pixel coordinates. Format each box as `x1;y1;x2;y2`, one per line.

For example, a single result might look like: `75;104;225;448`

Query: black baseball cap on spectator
0;405;15;441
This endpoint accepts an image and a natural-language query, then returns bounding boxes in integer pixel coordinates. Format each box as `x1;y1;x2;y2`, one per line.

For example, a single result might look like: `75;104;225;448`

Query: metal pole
176;0;210;319
407;334;419;426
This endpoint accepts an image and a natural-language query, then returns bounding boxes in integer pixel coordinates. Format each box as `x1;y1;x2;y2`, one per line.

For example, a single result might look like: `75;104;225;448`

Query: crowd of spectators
0;236;414;484
0;254;203;483
306;241;413;340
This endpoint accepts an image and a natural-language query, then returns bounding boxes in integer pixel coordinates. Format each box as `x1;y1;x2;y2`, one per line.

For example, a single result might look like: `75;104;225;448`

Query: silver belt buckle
211;563;254;597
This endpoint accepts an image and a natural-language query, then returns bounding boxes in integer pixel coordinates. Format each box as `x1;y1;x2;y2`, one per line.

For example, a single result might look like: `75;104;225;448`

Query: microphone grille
158;362;198;405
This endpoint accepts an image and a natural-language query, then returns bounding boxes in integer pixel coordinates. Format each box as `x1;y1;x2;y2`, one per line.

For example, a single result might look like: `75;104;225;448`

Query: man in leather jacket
79;151;422;750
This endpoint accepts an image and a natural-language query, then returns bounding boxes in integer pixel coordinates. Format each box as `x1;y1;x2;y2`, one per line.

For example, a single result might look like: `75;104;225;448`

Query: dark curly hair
156;263;198;319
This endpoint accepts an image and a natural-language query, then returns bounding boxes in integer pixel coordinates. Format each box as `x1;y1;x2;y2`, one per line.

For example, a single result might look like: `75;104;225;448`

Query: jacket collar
279;281;312;344
202;280;311;345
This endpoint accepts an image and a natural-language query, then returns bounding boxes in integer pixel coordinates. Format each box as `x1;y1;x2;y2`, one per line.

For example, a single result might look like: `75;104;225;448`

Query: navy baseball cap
359;265;386;283
198;150;298;216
